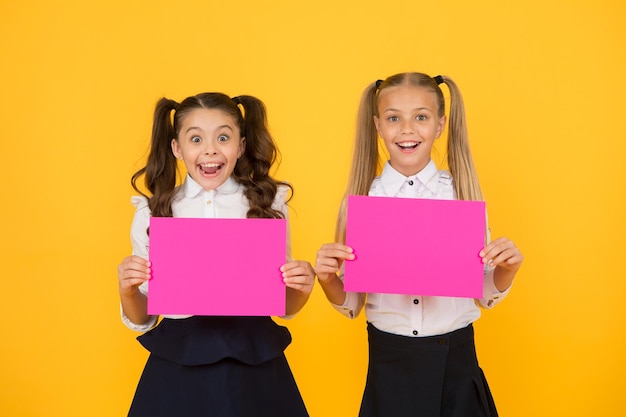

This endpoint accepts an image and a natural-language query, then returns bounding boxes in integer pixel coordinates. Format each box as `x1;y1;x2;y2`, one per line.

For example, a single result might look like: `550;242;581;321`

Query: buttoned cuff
331;291;360;319
479;267;512;308
120;304;158;332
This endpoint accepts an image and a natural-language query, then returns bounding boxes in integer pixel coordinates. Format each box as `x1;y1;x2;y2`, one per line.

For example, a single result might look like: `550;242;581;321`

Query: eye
387;115;399;122
191;135;201;143
217;134;229;142
416;115;427;121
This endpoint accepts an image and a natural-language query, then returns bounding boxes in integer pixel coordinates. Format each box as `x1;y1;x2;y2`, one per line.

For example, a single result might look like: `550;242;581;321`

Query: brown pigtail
131;98;179;217
233;95;292;219
132;93;289;221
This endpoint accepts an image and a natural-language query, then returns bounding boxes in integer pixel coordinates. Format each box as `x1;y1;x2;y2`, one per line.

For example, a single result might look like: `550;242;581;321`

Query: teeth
200;163;221;168
398;142;418;147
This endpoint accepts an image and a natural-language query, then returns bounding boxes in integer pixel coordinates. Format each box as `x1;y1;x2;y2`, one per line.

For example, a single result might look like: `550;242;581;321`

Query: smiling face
171;108;245;191
374;85;446;177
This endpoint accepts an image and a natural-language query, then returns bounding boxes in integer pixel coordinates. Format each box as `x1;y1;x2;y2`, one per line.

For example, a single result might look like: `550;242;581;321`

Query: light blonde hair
335;72;483;242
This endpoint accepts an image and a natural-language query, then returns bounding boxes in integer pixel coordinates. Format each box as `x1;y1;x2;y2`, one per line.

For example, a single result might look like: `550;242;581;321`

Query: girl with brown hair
118;92;311;417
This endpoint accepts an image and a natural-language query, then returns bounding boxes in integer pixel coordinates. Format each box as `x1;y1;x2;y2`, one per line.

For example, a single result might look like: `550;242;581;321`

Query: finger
280;260;305;272
499;249;524;267
120;276;148;286
281;260;315;274
127;258;152;271
284;274;315;288
121;255;151;267
480;237;511;257
121;269;151;280
318;243;354;256
119;261;151;277
318;246;354;257
119;259;151;276
315;253;354;265
119;277;149;294
490;248;522;268
284;282;314;292
480;237;507;255
314;259;341;272
281;266;307;278
320;243;353;252
119;264;152;281
284;276;314;287
127;257;151;269
316;255;341;265
481;239;514;262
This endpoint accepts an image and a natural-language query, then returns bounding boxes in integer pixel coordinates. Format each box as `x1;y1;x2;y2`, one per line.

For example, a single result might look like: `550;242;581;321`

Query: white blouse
333;160;511;337
121;175;291;332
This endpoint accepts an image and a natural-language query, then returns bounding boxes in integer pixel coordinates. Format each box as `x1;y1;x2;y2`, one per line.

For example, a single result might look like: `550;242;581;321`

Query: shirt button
408;180;414;186
413;299;419;305
438;339;447;346
412;330;418;335
206;200;212;205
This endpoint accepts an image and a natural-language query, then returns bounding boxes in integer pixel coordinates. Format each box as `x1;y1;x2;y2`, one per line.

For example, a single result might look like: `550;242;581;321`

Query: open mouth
199;162;223;176
397;141;420;151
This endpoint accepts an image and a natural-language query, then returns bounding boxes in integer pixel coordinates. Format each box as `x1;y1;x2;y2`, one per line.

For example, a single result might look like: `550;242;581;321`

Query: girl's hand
314;243;355;282
281;260;315;295
480;237;523;273
118;255;151;296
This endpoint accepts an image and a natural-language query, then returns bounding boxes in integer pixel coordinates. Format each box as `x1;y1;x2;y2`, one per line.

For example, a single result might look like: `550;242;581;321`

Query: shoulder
130;196;151;229
431;170;455;199
437;170;454;185
368;175;385;196
131;195;150;212
274;183;292;205
129;196;151;255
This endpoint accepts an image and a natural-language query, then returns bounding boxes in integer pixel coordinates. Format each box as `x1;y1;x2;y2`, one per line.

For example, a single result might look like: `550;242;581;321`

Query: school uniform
333;161;511;417
121;175;308;417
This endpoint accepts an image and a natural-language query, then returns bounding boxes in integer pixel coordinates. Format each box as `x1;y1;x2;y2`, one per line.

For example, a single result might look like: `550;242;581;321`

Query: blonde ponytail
335;82;381;242
440;76;483;201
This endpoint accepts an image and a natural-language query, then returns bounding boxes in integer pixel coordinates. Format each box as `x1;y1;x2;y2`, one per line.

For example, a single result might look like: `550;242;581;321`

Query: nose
401;119;414;134
203;139;218;155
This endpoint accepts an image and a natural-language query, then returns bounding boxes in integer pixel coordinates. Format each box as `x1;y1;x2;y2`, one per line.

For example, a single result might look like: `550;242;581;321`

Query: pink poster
147;217;287;316
344;195;485;298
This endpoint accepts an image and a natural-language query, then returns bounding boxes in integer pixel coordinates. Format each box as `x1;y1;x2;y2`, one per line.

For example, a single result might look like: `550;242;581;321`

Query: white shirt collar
182;174;241;198
379;160;439;196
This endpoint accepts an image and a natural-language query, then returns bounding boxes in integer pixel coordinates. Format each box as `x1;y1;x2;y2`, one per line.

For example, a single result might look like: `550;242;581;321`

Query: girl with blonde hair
315;73;523;417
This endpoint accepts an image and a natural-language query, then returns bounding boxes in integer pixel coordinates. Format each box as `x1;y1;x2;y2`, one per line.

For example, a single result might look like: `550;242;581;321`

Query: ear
171;138;183;160
435;115;446;138
238;137;246;158
373;115;381;137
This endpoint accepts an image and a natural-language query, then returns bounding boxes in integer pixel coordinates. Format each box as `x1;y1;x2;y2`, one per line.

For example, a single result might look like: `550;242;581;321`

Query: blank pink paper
147;217;286;316
344;195;485;298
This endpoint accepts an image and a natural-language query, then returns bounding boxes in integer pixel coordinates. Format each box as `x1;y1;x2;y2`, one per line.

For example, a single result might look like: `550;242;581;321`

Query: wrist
316;272;338;284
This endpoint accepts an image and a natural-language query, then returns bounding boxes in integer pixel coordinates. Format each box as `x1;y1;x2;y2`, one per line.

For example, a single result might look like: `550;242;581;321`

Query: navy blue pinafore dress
127;316;308;417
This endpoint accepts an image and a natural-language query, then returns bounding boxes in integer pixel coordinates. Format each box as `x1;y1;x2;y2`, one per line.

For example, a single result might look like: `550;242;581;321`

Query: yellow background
1;0;625;416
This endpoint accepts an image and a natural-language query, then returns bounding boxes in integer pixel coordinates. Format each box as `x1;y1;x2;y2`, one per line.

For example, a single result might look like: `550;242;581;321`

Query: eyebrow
185;124;234;134
383;107;432;113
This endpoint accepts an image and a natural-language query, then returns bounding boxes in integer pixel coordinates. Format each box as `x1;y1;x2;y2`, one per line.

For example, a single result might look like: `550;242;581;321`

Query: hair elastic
433;75;444;85
375;79;383;89
231;96;242;106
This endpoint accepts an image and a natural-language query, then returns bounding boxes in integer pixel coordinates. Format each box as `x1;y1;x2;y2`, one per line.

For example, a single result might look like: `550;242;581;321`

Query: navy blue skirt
359;323;498;417
127;316;308;417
